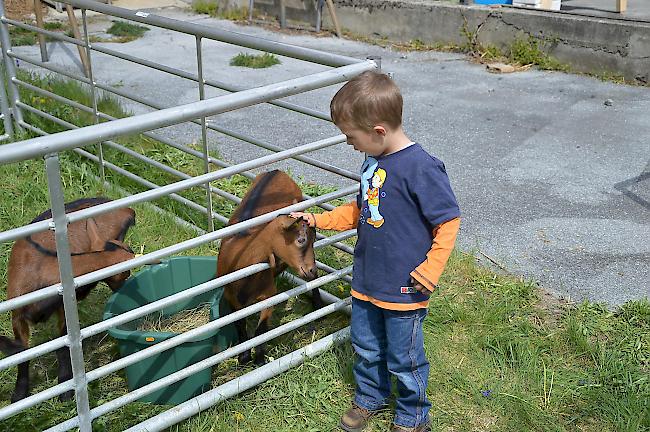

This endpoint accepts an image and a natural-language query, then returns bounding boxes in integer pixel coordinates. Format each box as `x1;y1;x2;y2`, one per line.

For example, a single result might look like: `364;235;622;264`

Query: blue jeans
351;298;431;428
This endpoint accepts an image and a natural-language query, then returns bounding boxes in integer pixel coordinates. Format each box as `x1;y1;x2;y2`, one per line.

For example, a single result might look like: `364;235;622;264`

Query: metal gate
0;1;377;429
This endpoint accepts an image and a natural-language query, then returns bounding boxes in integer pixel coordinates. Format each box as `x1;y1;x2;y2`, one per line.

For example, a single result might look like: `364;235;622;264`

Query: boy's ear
373;125;387;136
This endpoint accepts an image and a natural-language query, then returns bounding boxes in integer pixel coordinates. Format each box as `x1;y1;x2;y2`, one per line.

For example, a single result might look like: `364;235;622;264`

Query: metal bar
81;8;105;181
8;51;92;85
0;0;24;126
0;186;354;373
0;238;351;419
0;183;355;321
14;77;92;113
47;285;352;431
125;327;351;432
93;84;357;180
316;0;323;32
279;0;286;28
85;267;350;379
14;102;229;223
196;36;214;232
248;0;254;22
1;17;86;47
201;121;360;181
282;272;351;314
0;60;376;164
317;261;353;283
6;53;357;181
313;229;356;248
0;134;351;245
0;59;14;136
64;0;362;67
100;140;241;203
10;82;241;204
44;153;92;431
9;116;207;235
88;43;331;121
72;147;230;225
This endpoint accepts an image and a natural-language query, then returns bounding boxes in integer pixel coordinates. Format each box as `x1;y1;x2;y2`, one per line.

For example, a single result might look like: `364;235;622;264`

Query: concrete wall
226;0;650;84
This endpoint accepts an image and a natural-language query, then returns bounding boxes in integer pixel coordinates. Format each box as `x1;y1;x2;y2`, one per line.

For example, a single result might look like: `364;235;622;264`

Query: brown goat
0;197;136;402
217;170;320;365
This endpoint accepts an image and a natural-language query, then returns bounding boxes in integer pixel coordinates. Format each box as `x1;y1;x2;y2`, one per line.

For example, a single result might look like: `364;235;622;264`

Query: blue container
473;0;512;4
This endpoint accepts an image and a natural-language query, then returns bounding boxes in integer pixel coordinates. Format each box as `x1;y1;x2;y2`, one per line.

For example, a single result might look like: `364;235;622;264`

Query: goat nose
308;266;318;280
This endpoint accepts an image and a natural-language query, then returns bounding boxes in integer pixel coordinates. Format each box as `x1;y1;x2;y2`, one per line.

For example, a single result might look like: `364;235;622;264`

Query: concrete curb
238;0;650;84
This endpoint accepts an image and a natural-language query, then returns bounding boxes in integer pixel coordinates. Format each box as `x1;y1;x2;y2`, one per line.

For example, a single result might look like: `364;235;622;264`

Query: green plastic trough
103;256;237;405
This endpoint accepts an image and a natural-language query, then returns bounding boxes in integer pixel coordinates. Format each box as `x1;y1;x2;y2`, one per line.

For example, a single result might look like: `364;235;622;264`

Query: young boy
291;71;460;432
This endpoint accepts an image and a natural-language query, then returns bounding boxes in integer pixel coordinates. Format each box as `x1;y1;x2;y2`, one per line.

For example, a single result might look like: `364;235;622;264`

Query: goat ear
278;215;299;230
87;218;105;252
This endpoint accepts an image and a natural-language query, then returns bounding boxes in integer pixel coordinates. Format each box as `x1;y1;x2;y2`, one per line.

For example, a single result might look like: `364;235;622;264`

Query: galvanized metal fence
0;1;376;429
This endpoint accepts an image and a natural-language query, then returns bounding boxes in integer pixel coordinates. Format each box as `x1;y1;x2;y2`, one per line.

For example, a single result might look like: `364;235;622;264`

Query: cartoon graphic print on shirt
360;157;387;229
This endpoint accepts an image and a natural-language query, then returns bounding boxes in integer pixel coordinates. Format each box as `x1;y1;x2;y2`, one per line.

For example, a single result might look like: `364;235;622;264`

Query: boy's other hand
410;277;432;295
290;212;316;228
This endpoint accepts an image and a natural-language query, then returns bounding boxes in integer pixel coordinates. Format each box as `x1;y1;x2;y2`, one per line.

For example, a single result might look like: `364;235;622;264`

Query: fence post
0;58;14;137
81;8;105;182
196;35;215;232
44;153;93;432
0;0;24;131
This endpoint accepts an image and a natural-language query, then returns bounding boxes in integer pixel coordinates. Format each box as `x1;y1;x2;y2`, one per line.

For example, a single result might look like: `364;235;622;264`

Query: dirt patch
535;289;568;327
4;0;47;20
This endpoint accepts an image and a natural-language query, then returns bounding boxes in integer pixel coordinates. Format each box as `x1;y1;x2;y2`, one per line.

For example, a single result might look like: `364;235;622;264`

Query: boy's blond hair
330;71;403;131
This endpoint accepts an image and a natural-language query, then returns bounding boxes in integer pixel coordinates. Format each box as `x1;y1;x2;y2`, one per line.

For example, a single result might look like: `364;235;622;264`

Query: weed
230;52;280;68
107;21;150;40
508;36;569;71
192;1;249;20
192;0;218;16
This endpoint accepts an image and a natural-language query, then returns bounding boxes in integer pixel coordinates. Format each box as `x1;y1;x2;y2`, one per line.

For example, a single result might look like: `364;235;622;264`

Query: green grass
9;26;38;46
192;0;250;20
106;21;150;41
9;22;71;46
0;73;648;431
508;36;570;72
230;52;281;69
192;0;219;17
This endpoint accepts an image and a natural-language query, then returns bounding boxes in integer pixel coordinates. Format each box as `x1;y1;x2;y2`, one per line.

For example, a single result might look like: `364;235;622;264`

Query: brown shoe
339;403;377;432
391;422;431;432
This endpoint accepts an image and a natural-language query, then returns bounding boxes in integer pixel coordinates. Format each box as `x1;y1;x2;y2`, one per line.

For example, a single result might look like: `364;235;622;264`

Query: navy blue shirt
352;143;460;304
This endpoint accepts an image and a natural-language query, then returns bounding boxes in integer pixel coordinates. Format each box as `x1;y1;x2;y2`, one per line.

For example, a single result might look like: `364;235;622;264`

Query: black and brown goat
0;197;136;402
217;170;320;365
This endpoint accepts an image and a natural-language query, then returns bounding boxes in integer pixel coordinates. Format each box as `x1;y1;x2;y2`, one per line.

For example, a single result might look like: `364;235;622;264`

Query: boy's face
338;123;386;157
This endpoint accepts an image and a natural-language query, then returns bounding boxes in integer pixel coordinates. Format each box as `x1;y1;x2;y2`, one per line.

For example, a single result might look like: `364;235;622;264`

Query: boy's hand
289;212;316;228
410;277;432;295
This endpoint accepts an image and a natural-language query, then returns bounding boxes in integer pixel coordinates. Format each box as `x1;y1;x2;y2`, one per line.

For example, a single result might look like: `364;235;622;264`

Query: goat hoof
59;390;74;402
11;391;29;403
238;351;253;365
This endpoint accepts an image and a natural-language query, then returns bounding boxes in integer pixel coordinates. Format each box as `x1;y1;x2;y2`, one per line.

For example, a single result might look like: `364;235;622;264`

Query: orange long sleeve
312;201;360;231
410;217;460;292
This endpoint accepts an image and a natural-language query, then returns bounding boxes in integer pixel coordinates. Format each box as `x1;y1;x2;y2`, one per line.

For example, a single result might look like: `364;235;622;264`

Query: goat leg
253;307;274;365
8;315;31;402
1;335;31;402
310;287;324;310
56;308;74;402
234;318;253;365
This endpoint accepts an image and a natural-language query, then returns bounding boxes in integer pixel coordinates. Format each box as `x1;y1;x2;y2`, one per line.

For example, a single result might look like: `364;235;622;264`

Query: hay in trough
137;303;211;333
